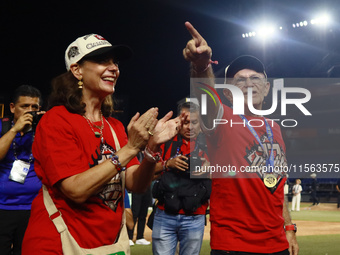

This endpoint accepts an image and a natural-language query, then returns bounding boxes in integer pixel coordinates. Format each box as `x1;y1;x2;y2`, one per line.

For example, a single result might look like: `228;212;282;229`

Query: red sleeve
33;107;90;186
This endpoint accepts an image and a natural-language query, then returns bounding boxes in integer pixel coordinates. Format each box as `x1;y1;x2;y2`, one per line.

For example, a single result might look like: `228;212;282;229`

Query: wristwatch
284;223;297;232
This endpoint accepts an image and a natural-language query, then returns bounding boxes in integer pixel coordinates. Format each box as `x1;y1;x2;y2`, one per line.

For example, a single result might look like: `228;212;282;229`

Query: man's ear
223;88;233;104
9;102;15;114
70;63;82;80
264;81;270;97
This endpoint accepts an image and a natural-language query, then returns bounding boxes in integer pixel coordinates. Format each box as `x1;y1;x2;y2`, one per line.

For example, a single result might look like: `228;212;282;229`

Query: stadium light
241;12;332;38
256;25;276;39
241;31;257;39
311;14;331;26
292;20;309;28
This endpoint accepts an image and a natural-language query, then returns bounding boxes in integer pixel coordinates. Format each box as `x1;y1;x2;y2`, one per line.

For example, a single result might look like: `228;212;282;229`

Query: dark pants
337;193;340;208
128;187;152;240
311;190;319;205
0;209;31;255
211;249;289;255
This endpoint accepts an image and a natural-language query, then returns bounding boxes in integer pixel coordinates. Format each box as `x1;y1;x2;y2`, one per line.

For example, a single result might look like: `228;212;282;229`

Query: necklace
83;112;104;139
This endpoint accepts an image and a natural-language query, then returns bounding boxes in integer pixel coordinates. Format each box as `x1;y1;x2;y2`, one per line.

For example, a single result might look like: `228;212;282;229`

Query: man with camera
152;102;211;255
0;85;44;255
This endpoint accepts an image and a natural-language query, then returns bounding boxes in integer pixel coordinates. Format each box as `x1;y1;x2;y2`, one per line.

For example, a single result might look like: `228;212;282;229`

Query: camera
184;151;202;174
27;111;43;130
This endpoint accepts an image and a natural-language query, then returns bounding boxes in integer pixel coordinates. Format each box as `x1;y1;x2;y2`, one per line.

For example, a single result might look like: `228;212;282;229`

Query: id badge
9;160;30;184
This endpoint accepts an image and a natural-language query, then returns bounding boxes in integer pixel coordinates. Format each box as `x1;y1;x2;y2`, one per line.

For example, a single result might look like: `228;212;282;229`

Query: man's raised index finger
185;21;203;40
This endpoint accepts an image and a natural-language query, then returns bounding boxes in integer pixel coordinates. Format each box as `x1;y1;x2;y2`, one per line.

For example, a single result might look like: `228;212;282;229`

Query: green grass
200;236;340;255
288;202;340;222
129;240;211;255
290;210;340;222
131;236;340;255
130;244;153;254
297;235;340;255
200;240;210;255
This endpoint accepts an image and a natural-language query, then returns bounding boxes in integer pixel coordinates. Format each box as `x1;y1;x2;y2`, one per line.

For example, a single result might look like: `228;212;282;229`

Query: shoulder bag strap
42;185;68;234
106;119;126;223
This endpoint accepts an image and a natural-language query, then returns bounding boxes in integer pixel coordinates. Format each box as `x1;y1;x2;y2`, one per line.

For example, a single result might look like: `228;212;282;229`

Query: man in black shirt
336;179;340;209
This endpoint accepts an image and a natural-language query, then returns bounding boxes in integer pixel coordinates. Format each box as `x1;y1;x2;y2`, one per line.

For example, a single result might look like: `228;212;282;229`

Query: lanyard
239;115;274;170
12;128;35;163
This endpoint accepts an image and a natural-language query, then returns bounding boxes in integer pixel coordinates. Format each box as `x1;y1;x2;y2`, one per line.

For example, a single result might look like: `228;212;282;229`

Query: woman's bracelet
144;145;163;163
109;154;126;172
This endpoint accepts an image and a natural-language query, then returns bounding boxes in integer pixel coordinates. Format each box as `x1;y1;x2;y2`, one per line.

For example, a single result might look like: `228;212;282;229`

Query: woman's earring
78;80;83;89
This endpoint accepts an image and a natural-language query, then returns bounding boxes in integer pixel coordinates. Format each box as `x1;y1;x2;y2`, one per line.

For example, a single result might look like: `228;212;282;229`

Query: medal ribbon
239;115;274;172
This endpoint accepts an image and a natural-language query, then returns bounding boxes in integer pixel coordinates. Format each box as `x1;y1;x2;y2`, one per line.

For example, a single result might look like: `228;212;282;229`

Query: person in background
128;152;153;246
152;102;211;255
291;179;302;211
0;85;44;255
128;187;152;246
336;179;340;209
124;189;135;244
22;33;182;254
310;173;319;206
284;174;290;201
128;152;152;246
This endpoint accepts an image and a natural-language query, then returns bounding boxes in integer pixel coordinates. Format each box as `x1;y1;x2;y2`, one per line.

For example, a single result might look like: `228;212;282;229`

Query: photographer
0;85;44;255
152;102;211;255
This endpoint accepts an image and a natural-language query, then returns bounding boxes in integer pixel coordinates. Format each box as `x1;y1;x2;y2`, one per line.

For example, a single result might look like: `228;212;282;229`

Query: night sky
2;0;340;125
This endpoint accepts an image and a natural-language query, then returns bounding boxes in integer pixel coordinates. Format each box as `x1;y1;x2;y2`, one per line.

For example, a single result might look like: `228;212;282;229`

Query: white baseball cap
65;34;132;70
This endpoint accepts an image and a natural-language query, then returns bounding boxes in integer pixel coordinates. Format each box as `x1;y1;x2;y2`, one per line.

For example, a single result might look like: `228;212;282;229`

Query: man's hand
12;112;34;133
166;155;189;172
286;231;299;255
183;21;212;72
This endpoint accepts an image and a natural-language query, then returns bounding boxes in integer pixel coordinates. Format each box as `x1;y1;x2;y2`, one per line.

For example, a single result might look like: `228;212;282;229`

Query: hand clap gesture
126;109;185;153
150;111;184;146
126;108;158;152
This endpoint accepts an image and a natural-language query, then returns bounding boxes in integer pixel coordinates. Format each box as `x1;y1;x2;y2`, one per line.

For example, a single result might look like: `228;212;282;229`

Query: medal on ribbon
263;173;277;188
240;115;278;188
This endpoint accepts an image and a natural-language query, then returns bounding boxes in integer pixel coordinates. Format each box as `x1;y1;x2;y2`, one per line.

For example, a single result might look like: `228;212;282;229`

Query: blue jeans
152;208;205;255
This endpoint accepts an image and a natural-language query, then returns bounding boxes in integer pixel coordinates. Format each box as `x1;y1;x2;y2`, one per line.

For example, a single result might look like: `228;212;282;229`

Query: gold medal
264;174;277;188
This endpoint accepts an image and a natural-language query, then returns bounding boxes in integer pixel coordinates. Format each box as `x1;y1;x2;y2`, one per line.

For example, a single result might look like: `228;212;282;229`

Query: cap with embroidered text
65;34;132;70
